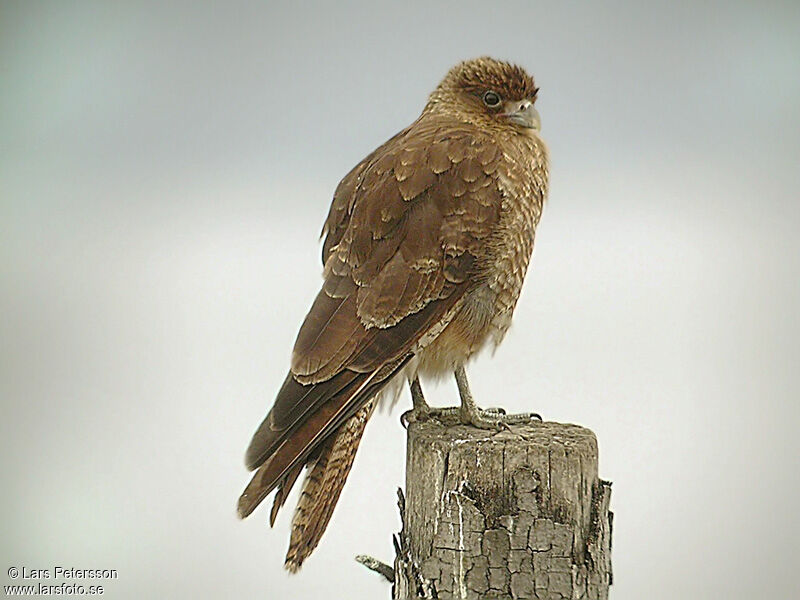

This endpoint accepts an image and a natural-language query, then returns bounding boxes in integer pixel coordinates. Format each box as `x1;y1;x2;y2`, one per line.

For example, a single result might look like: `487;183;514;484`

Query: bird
238;56;549;572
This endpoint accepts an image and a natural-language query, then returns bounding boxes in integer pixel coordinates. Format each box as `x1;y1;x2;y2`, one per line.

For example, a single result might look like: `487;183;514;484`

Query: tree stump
393;420;612;600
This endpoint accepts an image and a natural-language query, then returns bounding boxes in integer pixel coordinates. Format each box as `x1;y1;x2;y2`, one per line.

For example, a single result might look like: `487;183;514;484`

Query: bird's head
426;57;540;133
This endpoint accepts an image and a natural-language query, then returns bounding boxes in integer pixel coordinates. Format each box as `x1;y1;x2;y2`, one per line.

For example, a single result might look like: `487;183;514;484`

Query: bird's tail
238;355;412;570
283;397;376;572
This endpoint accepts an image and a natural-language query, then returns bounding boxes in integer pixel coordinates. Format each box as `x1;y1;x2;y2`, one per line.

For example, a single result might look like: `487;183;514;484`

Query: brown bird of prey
238;56;549;572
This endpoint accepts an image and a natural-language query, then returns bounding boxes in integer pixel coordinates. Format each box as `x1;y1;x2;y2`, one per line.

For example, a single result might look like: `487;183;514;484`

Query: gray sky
2;1;799;599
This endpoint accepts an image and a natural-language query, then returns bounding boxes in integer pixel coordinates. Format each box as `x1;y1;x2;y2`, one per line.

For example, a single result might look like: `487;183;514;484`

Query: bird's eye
482;91;501;107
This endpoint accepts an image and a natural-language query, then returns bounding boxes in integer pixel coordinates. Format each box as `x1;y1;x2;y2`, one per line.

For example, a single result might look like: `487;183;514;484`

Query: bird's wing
295;120;504;382
240;120;505;512
320;127;411;265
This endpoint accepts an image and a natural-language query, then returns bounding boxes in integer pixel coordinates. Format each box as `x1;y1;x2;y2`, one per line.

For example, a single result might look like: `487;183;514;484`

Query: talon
400;407;430;428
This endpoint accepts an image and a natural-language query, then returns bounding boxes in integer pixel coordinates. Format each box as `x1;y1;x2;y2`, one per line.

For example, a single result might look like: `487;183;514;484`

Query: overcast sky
2;2;799;599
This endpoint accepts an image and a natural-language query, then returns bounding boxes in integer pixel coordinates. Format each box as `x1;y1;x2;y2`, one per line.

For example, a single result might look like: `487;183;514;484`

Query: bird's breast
415;132;548;378
483;134;548;336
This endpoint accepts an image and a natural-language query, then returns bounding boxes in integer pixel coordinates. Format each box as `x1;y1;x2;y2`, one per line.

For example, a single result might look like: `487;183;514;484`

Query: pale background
2;1;799;598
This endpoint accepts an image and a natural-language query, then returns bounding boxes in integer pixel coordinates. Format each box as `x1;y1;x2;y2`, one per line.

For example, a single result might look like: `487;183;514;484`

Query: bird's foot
459;404;542;431
401;404;456;427
402;404;541;430
402;376;436;428
451;365;541;430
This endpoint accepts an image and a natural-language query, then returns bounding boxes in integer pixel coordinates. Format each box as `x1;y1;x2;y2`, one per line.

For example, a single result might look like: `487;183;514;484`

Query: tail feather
238;357;410;521
269;464;303;527
284;398;376;572
237;369;380;520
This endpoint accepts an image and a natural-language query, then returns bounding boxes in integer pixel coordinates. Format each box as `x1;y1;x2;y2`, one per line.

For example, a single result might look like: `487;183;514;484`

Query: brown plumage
284;398;375;572
238;56;549;571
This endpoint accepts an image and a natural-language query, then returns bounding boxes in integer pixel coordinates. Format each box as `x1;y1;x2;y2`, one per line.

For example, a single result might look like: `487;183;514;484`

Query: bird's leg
401;369;541;429
410;377;428;413
454;365;504;429
401;376;434;427
401;376;462;427
454;365;542;429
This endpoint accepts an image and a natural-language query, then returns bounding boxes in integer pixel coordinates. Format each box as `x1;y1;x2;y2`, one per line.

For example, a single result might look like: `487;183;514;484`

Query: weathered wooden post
391;420;612;599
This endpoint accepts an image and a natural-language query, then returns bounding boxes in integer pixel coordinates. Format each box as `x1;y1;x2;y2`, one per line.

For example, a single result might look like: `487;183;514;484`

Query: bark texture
394;420;612;600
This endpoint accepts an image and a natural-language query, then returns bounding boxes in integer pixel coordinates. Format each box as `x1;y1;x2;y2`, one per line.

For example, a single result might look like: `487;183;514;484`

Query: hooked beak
501;99;541;130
